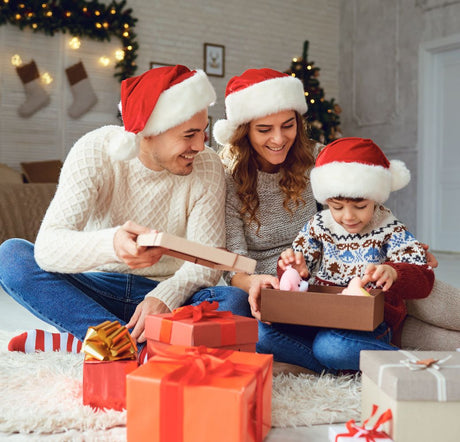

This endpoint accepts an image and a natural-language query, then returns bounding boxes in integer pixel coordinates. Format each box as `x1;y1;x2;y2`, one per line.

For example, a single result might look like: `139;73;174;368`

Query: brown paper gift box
360;350;460;442
145;311;258;357
260;285;383;331
126;345;272;442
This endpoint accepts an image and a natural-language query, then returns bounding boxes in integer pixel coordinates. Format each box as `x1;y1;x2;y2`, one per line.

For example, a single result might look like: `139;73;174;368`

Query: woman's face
248;110;297;172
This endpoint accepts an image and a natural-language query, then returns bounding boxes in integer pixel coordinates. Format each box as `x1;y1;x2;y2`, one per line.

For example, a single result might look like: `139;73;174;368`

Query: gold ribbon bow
82;320;137;361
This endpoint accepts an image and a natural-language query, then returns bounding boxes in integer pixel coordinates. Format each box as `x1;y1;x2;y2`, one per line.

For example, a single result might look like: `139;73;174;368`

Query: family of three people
0;64;440;372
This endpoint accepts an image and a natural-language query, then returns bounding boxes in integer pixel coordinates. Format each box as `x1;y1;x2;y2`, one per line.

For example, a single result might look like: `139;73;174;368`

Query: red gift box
145;301;258;357
83;359;138;411
127;344;272;442
81;320;138;411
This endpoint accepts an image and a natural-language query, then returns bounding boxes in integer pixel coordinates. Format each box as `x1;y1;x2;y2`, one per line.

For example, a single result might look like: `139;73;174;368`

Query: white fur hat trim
310;160;410;204
214;76;307;145
142;70;216;136
108;130;139;161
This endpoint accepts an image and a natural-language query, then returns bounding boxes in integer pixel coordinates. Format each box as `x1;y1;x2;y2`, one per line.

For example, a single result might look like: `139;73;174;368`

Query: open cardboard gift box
360;350;460;442
260;285;383;331
126;345;272;442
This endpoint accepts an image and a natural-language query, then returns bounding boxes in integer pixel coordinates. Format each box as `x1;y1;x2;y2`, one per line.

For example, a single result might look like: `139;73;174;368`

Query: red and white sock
8;329;82;353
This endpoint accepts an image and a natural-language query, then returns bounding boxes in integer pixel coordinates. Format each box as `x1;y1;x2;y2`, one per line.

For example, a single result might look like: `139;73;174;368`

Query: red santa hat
213;68;307;145
310;137;410;204
110;65;216;160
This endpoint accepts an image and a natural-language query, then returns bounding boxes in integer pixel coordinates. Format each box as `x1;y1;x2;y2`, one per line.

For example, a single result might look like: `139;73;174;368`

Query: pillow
0;163;23;184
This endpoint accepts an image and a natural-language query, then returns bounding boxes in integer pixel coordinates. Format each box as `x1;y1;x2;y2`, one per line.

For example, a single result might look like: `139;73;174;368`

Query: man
0;65;249;358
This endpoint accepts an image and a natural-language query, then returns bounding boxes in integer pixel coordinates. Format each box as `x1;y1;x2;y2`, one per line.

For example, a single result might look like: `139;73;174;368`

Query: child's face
326;198;376;234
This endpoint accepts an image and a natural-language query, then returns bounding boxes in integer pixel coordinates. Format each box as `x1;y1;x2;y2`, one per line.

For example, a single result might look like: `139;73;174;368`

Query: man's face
139;109;208;175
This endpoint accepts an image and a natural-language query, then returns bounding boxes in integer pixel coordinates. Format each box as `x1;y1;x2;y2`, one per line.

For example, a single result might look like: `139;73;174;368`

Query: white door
418;35;460;252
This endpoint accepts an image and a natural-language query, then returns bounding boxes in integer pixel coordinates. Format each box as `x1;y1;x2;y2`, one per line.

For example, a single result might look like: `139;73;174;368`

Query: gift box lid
145;312;258;347
360;350;460;402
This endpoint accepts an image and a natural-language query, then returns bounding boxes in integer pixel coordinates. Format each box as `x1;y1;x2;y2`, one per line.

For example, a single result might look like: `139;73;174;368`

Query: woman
214;68;402;373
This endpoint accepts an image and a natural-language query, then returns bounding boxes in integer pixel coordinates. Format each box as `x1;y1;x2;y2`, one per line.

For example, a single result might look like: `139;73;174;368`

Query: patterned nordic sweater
34;125;226;310
290;205;435;332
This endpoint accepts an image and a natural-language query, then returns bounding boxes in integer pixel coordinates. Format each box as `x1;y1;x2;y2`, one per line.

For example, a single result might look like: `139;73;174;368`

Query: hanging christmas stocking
65;61;98;118
16;60;50;118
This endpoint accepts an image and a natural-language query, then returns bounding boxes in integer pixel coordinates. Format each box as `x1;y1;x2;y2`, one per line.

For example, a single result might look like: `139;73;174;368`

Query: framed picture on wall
204;43;225;77
205;116;213;147
149;62;173;69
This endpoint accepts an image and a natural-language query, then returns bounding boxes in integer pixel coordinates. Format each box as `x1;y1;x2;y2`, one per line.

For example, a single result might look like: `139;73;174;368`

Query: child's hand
362;264;398;291
278;249;309;278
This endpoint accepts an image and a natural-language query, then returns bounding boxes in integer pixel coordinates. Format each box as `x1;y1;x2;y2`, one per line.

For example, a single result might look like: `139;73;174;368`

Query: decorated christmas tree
285;40;342;144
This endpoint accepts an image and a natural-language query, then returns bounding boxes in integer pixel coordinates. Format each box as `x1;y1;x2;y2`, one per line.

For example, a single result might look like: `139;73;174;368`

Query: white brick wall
0;0;339;168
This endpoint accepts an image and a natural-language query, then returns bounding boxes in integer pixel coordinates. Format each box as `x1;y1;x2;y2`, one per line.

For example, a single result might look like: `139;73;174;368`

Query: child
278;137;435;339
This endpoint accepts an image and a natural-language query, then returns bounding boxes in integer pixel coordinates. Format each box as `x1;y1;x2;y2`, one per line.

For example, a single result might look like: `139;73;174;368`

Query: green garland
0;0;138;81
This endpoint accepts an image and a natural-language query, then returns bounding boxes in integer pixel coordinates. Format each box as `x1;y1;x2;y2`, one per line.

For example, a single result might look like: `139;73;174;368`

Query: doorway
418;34;460;253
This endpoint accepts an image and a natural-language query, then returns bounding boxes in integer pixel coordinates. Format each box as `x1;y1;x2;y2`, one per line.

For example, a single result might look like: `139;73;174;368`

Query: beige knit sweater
35;125;226;310
224;168;318;281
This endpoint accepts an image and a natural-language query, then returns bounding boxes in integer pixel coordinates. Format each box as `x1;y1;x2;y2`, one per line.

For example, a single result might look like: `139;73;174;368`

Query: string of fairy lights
0;0;139;83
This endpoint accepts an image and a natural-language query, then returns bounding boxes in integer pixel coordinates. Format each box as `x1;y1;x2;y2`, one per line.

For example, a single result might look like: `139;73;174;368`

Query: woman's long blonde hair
220;112;316;230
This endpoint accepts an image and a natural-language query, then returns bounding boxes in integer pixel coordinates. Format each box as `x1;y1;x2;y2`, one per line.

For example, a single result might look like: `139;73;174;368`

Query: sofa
0;164;459;351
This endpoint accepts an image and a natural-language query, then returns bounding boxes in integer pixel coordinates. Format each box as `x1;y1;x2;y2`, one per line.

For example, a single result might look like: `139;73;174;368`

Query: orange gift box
145;301;258;357
126;345;273;442
83;359;138;411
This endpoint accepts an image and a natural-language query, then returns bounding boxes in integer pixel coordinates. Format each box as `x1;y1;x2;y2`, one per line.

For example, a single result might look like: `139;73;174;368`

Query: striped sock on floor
8;329;82;353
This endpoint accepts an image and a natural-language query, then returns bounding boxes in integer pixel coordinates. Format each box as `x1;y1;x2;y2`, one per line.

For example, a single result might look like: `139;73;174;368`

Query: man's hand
126;297;171;343
114;221;165;269
247;274;279;321
361;264;398;291
278;249;309;278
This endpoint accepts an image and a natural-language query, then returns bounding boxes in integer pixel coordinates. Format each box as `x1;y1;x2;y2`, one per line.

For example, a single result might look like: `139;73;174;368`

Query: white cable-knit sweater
34;125;226;310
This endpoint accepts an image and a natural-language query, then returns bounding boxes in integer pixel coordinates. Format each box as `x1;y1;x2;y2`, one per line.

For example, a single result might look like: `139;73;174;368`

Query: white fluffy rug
0;330;360;439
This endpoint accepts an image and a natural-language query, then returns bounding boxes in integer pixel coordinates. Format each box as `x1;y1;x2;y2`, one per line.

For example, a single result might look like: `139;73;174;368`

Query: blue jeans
0;239;251;342
256;321;396;373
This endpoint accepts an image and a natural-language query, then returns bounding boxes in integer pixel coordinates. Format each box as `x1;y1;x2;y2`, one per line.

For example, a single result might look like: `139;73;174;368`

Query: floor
0;252;458;441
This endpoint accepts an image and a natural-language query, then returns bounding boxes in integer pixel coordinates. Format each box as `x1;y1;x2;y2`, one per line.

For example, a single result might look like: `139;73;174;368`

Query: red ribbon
159;301;236;346
151;344;265;442
335;405;392;441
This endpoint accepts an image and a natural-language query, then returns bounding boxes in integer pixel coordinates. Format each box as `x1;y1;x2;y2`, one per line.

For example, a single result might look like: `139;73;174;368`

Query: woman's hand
247;274;279;320
361;264;398;291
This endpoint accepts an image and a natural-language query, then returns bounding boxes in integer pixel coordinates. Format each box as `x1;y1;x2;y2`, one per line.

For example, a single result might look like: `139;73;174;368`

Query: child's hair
327;196;366;203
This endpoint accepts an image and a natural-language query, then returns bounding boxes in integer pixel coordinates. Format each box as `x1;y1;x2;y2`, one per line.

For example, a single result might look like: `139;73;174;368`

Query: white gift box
360;350;460;442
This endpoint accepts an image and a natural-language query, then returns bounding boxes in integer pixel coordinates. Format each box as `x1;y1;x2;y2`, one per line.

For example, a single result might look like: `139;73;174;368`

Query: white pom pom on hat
109;65;216;161
213;68;307;146
310;137;411;204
